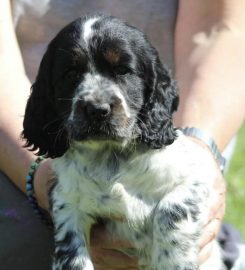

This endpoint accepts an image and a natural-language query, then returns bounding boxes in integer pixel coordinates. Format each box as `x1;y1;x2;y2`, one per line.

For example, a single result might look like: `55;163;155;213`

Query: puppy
22;14;222;270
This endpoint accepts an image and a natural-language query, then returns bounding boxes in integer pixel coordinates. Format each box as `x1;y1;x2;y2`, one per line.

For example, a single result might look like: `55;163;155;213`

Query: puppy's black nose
86;103;111;119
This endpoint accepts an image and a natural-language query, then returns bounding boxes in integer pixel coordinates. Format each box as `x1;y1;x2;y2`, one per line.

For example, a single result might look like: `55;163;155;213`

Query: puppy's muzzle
77;100;111;120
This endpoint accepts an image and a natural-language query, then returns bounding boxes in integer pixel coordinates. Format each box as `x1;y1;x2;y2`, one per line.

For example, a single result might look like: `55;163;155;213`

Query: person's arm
174;0;245;149
0;0;34;192
0;1;53;210
174;0;245;264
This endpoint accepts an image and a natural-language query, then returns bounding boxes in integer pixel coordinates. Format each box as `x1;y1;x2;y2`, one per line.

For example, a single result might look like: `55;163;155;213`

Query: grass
225;124;245;239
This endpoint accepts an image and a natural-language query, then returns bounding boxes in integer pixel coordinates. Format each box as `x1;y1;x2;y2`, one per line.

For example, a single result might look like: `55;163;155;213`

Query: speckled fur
50;133;222;270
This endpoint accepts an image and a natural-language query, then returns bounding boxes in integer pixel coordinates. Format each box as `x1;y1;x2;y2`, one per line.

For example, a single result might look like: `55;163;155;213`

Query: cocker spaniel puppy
22;14;221;270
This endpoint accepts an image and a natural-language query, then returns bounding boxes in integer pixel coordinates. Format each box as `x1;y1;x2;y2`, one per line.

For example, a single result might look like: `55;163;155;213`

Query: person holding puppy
0;0;244;269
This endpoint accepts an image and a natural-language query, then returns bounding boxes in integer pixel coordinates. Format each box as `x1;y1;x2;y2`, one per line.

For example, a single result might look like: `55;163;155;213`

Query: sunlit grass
225;124;245;239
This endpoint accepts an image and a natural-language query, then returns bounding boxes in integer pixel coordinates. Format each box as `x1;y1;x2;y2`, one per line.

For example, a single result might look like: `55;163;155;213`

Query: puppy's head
22;14;178;158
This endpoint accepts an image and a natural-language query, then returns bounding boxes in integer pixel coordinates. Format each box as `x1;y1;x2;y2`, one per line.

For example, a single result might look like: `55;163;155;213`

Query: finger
198;240;214;265
206;175;226;223
210;197;226;221
91;224;134;249
198;218;221;250
91;248;138;268
207;191;226;222
212;172;226;192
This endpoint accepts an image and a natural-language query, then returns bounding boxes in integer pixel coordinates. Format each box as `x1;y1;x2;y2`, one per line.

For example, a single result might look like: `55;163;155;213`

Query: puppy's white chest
52;146;166;220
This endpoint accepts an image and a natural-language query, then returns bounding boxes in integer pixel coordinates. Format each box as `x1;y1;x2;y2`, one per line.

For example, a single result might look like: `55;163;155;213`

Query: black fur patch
158;204;188;230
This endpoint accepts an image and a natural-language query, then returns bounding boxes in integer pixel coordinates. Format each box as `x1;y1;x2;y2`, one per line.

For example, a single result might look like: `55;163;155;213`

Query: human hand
33;158;55;211
198;170;226;265
186;137;226;266
90;224;138;270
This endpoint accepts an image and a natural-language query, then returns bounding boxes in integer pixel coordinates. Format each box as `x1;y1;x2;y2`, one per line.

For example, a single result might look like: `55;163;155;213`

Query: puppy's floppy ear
22;46;69;158
139;57;179;149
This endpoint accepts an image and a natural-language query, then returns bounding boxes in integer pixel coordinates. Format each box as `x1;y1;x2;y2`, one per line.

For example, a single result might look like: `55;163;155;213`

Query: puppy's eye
65;69;81;82
114;66;130;75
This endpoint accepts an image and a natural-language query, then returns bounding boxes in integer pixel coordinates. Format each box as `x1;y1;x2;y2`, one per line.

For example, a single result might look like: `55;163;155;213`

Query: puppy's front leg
151;184;209;270
50;184;94;270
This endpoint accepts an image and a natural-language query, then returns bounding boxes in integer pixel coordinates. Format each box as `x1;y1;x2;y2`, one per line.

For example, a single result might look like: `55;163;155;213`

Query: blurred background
225;124;245;238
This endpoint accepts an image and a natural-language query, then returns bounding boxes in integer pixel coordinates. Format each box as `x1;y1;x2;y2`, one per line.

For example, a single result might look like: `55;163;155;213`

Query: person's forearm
174;0;245;151
0;0;34;193
0;73;33;193
0;0;25;71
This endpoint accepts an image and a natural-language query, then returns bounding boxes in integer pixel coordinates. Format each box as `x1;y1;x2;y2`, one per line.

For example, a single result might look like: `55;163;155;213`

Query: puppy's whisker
135;115;146;128
74;97;85;102
53;126;67;149
137;111;148;118
57;98;73;101
43;112;70;130
128;100;141;108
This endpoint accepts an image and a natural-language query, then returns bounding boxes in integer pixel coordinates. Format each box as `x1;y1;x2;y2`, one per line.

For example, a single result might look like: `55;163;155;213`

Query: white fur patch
83;17;98;44
113;86;131;118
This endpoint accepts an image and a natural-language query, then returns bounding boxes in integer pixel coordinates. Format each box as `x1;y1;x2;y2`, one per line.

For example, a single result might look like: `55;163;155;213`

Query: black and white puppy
22;14;221;270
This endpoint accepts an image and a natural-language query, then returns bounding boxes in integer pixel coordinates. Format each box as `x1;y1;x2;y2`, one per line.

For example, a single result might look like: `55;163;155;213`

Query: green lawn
225;124;245;239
